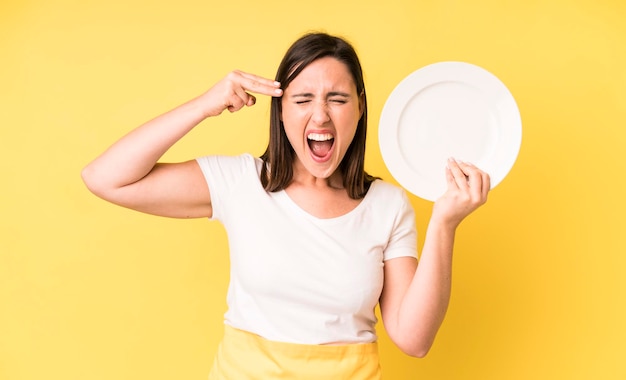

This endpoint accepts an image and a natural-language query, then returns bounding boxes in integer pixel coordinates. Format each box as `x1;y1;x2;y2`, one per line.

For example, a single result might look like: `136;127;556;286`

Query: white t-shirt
196;154;418;344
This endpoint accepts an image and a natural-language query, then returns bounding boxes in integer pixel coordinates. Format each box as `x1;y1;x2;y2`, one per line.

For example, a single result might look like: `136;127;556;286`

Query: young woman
82;33;490;379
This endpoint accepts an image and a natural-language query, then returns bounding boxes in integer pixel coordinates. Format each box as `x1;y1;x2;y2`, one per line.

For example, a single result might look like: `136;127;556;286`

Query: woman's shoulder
364;179;413;214
196;152;256;162
196;153;260;170
369;178;409;200
195;153;263;187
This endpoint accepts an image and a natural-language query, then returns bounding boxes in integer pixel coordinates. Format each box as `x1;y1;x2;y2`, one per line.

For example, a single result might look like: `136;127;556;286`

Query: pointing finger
235;70;283;97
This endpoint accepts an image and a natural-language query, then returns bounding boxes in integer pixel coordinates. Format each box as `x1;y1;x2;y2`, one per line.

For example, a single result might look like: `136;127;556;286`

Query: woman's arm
81;71;282;218
380;158;490;357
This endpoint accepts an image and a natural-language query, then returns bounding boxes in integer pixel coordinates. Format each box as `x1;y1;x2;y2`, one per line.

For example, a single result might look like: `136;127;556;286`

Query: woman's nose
311;101;330;125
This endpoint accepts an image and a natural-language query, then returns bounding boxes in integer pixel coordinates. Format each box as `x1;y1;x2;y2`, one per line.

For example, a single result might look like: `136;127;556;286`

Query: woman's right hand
199;70;283;117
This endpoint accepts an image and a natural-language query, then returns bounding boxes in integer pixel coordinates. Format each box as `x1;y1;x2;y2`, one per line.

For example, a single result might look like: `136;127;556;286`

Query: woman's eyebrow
290;93;314;98
327;91;350;97
290;91;351;98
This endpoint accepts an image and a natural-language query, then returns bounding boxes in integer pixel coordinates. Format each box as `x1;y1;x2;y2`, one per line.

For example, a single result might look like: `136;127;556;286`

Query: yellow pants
208;325;382;379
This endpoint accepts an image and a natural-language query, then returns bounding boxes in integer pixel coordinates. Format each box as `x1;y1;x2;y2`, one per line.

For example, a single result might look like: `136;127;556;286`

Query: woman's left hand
431;158;491;229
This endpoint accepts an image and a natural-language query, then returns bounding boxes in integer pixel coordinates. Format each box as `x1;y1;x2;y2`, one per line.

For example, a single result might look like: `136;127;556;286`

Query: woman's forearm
81;94;209;193
395;220;456;357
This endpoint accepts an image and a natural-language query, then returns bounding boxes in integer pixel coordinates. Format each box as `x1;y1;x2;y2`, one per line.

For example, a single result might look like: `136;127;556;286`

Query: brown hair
260;32;377;199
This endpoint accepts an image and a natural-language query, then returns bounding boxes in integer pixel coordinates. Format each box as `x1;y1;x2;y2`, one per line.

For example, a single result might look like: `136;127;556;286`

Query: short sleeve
383;189;418;261
195;154;258;221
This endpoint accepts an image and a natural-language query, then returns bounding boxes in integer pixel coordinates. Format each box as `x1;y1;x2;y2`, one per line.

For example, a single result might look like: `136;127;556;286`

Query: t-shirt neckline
275;180;379;223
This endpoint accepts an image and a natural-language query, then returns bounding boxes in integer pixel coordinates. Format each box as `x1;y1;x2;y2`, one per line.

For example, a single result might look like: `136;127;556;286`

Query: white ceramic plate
379;61;522;201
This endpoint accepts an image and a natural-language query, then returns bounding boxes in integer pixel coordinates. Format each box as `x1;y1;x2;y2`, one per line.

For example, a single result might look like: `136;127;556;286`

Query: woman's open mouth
307;132;335;162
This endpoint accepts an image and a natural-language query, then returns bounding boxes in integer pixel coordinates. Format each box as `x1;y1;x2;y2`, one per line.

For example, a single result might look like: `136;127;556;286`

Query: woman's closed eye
292;97;348;105
329;98;347;104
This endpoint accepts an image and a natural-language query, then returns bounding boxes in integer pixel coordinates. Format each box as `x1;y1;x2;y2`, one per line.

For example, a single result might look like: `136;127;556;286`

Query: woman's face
281;57;364;181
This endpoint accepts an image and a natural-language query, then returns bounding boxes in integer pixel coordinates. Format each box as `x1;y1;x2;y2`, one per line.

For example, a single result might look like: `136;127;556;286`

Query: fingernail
274;81;281;86
274;88;283;94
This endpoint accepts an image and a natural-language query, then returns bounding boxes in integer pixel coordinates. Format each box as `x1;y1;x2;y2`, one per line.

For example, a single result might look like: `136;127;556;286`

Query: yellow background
2;0;625;379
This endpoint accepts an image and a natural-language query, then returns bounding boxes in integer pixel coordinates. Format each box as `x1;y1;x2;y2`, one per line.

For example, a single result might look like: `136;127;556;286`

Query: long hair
259;32;377;199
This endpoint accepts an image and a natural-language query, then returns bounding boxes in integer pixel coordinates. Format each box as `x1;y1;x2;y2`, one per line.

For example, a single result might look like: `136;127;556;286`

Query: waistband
223;324;379;358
